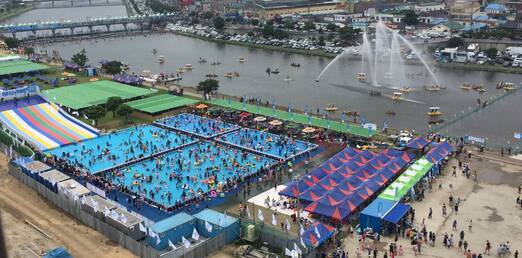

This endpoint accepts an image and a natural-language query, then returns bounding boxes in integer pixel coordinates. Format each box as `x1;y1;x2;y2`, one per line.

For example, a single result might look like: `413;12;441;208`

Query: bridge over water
0;13;177;38
30;0;123;8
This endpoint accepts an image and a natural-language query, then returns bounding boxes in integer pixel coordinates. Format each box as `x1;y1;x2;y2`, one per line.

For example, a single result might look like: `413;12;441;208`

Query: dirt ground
341;154;522;258
0;154;136;258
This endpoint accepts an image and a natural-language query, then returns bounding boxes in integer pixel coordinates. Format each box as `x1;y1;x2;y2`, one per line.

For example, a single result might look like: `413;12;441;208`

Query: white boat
357;72;366;83
158;56;165;63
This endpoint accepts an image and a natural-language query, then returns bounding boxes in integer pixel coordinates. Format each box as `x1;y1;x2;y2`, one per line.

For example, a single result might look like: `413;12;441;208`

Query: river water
3;6;522;148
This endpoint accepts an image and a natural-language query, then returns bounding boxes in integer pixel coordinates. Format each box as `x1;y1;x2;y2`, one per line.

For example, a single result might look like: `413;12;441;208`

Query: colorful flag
271;213;277;226
192;228;200;240
205;221;213;233
139;223;147;233
286;218;291;231
257;209;264;222
182;236;190;249
168;239;176;250
314;225;321;238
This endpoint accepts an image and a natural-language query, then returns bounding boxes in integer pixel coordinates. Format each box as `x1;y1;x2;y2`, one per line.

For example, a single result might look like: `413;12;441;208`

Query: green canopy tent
379;157;434;202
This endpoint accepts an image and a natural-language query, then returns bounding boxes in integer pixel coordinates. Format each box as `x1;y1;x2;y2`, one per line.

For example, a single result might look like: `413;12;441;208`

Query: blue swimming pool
216;128;317;160
104;141;276;207
156;113;238;138
45;125;196;173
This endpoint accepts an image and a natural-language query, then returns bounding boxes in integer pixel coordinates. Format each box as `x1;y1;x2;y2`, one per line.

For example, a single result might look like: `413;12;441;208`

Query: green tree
262;23;274;38
447;37;464;48
326;23;338;31
338;27;360;45
303;20;315;31
201;11;214;19
318;35;326;46
197;79;219;95
251;19;260;27
284;19;295;29
102;60;123;75
213;16;225;31
273;29;289;39
485;47;498;59
3;37;19;49
106;96;123;116
24;47;34;56
71;48;88;68
116;104;133;123
402;10;419;26
84;105;106;125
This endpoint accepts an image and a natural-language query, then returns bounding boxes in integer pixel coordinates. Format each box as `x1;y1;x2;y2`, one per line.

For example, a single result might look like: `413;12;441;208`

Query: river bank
0;6;33;22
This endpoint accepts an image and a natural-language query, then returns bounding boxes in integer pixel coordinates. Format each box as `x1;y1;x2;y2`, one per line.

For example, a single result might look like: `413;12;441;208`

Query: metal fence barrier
8;164;233;258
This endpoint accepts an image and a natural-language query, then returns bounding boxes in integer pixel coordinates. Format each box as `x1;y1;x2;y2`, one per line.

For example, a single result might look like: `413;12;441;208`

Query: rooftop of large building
256;0;340;9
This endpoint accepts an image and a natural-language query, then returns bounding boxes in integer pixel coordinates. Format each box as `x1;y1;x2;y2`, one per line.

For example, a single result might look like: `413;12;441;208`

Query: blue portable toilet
43;247;72;258
193;209;240;244
85;67;97;77
148;212;195;250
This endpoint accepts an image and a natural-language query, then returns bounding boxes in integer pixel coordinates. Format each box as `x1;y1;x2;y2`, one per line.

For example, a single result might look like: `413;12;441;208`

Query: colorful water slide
0;103;98;151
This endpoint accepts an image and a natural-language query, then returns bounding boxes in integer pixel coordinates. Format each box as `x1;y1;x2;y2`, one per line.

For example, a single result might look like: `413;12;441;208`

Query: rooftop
256;0;339;9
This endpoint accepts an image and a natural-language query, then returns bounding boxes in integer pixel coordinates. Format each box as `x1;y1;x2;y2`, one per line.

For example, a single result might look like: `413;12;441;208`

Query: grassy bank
172;31;337;58
0;130;34;157
0;6;33;22
434;62;522;74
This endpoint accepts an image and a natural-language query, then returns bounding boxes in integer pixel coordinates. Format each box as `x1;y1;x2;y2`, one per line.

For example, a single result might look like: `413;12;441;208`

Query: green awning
379;157;434;201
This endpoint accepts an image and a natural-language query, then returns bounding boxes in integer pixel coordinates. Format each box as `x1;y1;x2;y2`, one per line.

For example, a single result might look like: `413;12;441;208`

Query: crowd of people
157;113;237;138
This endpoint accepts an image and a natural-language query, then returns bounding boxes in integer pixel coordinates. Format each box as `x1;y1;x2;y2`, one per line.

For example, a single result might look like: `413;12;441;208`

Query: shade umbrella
239;112;251;118
61;72;70;76
89;78;98;82
302;127;316;133
67;73;76;77
269;120;283;126
195;103;208;109
254;116;266;122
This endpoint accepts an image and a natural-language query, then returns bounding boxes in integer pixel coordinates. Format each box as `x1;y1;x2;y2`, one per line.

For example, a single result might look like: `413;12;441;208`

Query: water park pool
104;141;276;207
45;125;196;173
155;113;238;138
216;128;317;160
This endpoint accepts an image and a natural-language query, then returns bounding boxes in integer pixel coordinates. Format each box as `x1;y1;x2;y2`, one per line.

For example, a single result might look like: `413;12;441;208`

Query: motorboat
198;57;207;64
185;64;193;71
291;63;301;68
424;84;445;91
472;84;486;93
392;92;403;101
271;68;280;74
158;56;165;63
152;48;157;54
385;110;396;115
497;82;516;91
211;61;221;66
427;106;442;116
239;57;246;63
176;68;184;73
165;76;182;82
357;72;366;83
399;86;413;93
324;104;338;112
205;74;218;78
369;90;381;96
266;67;271;74
428;118;445;125
224;72;234;78
121;63;130;70
460;83;472;90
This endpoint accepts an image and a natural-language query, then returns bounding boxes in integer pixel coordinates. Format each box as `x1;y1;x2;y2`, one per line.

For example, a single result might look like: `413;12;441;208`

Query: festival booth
359;197;411;235
148;212;196;250
405;137;430;155
105;208;145;240
57;179;91;200
38;169;70;193
378;158;434;202
425;141;455;174
301;222;336;248
18;160;52;178
112;74;143;86
193;209;240;244
81;195;118;220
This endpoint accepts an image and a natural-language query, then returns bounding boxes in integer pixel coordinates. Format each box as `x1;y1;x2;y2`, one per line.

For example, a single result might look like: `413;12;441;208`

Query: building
255;0;342;20
449;0;481;25
414;2;446;13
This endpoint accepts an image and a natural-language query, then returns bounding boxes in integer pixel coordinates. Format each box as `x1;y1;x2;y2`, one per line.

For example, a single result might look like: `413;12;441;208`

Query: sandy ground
0;154;136;258
341;155;522;258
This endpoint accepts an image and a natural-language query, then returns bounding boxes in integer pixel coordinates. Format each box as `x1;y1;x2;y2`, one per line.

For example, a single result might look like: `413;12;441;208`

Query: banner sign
0;84;39;99
464;135;485;145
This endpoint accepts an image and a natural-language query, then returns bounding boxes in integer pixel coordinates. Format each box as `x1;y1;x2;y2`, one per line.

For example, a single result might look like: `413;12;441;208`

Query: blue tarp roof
151;212;195;233
43;247;72;258
360;197;396;218
383;202;411;224
193;209;237;227
406;137;430;149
